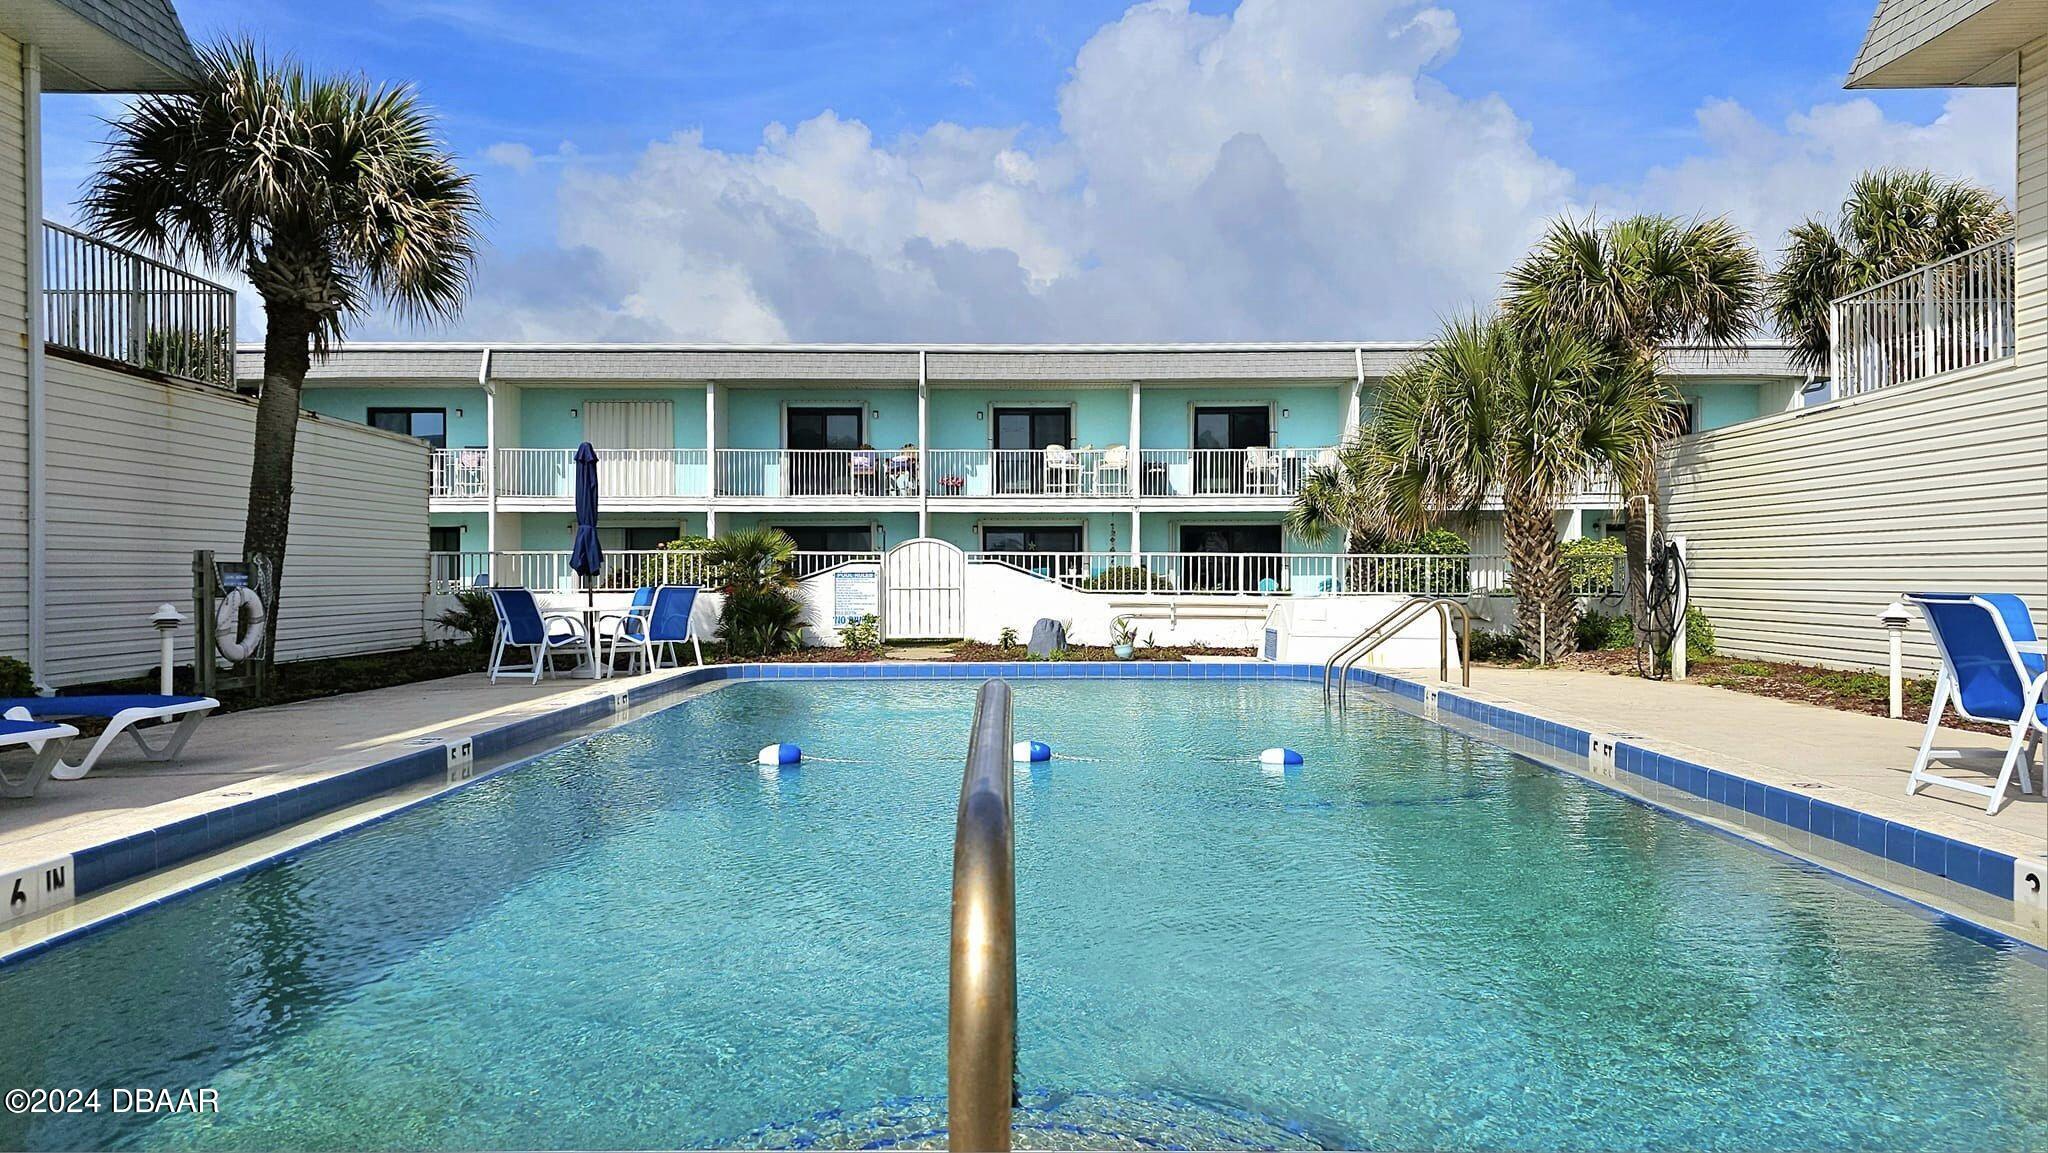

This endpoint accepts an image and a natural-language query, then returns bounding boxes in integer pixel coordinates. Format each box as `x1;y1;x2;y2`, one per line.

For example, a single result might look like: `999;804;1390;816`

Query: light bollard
1877;600;1914;719
151;603;187;696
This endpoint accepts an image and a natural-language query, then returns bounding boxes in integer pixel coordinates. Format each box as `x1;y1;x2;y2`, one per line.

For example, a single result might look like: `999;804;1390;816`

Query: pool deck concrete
0;669;666;876
1462;665;2046;865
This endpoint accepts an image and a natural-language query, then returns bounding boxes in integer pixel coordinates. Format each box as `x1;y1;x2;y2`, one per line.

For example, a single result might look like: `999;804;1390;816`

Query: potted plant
1110;616;1139;660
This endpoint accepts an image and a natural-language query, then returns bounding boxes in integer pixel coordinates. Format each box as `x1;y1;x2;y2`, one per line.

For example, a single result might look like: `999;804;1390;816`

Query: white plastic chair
1043;445;1079;494
1094;445;1130;496
1244;445;1280;494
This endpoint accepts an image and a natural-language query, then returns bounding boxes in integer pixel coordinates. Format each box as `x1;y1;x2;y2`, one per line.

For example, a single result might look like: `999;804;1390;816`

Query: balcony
713;448;919;502
42;222;236;389
921;447;1336;501
1830;235;2016;397
487;447;711;505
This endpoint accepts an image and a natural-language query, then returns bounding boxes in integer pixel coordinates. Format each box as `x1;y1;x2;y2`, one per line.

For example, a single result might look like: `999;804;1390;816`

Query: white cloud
418;0;2016;342
481;141;537;173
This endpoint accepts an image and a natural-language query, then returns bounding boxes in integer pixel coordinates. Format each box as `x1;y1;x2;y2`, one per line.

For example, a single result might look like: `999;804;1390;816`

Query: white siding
2019;35;2047;378
1660;363;2048;673
0;33;29;662
41;355;428;685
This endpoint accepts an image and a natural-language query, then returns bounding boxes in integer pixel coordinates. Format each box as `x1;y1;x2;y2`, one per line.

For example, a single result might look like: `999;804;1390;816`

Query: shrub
1466;630;1525;663
839;614;881;654
1576;610;1634;651
1684;605;1716;661
1080;565;1167;591
997;626;1019;650
1381;528;1470;556
1562;537;1626;595
707;528;807;657
435;588;498;651
0;657;33;697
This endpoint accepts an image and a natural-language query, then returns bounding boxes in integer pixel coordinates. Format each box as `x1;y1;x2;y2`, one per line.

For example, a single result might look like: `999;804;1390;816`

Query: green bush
839;614;881;654
0;657;33;697
997;626;1019;650
1563;537;1626;595
435;588;498;651
1080;565;1168;591
1381;528;1471;556
1467;630;1525;662
1684;605;1716;660
1577;610;1634;651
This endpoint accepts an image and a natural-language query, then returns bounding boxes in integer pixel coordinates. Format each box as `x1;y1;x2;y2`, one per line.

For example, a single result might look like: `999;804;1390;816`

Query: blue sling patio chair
0;695;216;783
597;585;658;675
1905;592;2044;814
487;587;593;684
644;586;706;671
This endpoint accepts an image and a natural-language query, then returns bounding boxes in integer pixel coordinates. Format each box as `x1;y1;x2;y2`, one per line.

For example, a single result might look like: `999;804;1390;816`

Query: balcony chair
0;695;218;783
486;587;594;684
1244;446;1282;495
0;717;78;798
1094;445;1130;496
1044;445;1080;495
1904;592;2044;814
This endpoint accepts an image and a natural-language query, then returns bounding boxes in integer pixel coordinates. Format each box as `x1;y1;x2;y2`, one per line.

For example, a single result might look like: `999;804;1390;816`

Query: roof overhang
0;0;200;93
1846;0;2044;89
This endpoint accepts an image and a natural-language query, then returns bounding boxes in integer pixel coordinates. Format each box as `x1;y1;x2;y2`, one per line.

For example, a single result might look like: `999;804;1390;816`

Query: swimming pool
1;678;2042;1150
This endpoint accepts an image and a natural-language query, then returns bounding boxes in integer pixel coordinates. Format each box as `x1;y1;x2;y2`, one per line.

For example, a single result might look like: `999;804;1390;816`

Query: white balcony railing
42;222;236;389
1830;235;2016;397
427;549;1502;597
714;448;920;499
925;448;1134;498
493;447;711;501
1135;448;1337;498
970;551;1502;596
430;449;490;500
428;549;877;593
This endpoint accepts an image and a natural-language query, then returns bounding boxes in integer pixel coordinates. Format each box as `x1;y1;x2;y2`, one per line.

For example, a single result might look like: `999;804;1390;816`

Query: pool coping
2;660;2042;963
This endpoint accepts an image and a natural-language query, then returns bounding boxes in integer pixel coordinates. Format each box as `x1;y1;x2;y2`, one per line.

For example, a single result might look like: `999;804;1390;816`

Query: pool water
1;680;2043;1151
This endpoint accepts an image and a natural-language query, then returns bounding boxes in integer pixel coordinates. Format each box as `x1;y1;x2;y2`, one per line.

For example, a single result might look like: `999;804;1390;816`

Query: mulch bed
1530;648;1999;734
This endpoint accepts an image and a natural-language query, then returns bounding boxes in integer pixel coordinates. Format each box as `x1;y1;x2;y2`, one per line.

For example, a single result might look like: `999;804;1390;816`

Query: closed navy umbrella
569;441;604;609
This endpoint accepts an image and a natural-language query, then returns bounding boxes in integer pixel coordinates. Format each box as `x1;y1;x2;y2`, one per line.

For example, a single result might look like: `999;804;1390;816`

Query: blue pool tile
1677;763;1708;798
1944;840;1981;891
1741;780;1768;816
1977;849;2015;899
1781;792;1810;832
74;831;156;895
1764;786;1790;826
1706;770;1731;807
1913;828;1947;876
1884;822;1916;866
1854;812;1887;857
155;816;212;869
209;798;276;846
1807;800;1837;842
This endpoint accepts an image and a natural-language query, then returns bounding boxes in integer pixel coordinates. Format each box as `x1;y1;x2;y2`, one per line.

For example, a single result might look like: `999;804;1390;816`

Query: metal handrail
949;679;1016;1151
1324;596;1471;707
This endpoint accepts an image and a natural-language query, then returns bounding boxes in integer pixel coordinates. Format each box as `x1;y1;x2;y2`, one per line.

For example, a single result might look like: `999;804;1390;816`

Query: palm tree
1291;315;1668;662
81;40;482;676
705;528;806;657
1502;213;1763;630
1768;168;2012;374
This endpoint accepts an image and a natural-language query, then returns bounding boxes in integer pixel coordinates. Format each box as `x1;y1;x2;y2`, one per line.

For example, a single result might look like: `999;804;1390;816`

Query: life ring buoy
216;585;267;662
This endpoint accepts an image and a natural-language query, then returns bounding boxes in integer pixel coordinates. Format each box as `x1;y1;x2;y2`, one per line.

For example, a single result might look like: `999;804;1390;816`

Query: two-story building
276;342;1808;593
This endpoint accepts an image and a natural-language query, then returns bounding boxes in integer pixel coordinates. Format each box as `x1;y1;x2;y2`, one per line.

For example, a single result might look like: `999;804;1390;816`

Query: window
1191;406;1273;494
602;526;679;552
775;525;873;553
980;526;1083;554
368;407;448;448
992;408;1074;493
1674;401;1701;437
1177;524;1285;592
428;526;462;553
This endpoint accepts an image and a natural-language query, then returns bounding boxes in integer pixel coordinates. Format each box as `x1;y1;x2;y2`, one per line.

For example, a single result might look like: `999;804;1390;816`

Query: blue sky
40;0;2014;342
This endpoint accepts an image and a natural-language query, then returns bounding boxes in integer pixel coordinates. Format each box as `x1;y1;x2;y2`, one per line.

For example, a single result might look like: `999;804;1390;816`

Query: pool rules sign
833;569;878;627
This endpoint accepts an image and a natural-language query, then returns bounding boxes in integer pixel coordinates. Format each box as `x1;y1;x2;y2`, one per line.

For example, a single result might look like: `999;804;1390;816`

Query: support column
1128;381;1142;562
1130;508;1142;565
479;348;496;556
705;382;720;537
917;350;929;538
23;46;47;690
1345;347;1364;440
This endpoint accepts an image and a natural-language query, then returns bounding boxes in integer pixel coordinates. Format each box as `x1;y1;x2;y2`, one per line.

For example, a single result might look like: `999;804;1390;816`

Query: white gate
881;538;966;640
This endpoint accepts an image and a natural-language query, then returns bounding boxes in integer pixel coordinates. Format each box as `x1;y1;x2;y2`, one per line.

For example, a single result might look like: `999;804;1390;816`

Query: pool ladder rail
1323;596;1471;707
949;679;1018;1151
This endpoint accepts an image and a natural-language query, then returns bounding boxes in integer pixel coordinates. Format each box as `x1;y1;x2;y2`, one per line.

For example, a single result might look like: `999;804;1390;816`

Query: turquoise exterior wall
300;387;489;447
723;387;918;450
927;512;1123;553
719;512;919;550
926;389;1130;449
1139;384;1345;449
429;513;489;546
517;387;709;448
514;512;705;551
1679;380;1767;432
1136;514;1316;553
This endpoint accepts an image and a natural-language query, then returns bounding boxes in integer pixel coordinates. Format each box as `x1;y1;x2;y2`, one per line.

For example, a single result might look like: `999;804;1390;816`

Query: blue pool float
1259;747;1303;766
757;743;802;766
1013;740;1052;763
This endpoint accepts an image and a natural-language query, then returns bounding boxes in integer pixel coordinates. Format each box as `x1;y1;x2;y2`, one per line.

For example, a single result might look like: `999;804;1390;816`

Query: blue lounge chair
603;585;704;673
487;587;593;684
1905;592;2044;814
0;695;216;782
0;717;79;798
